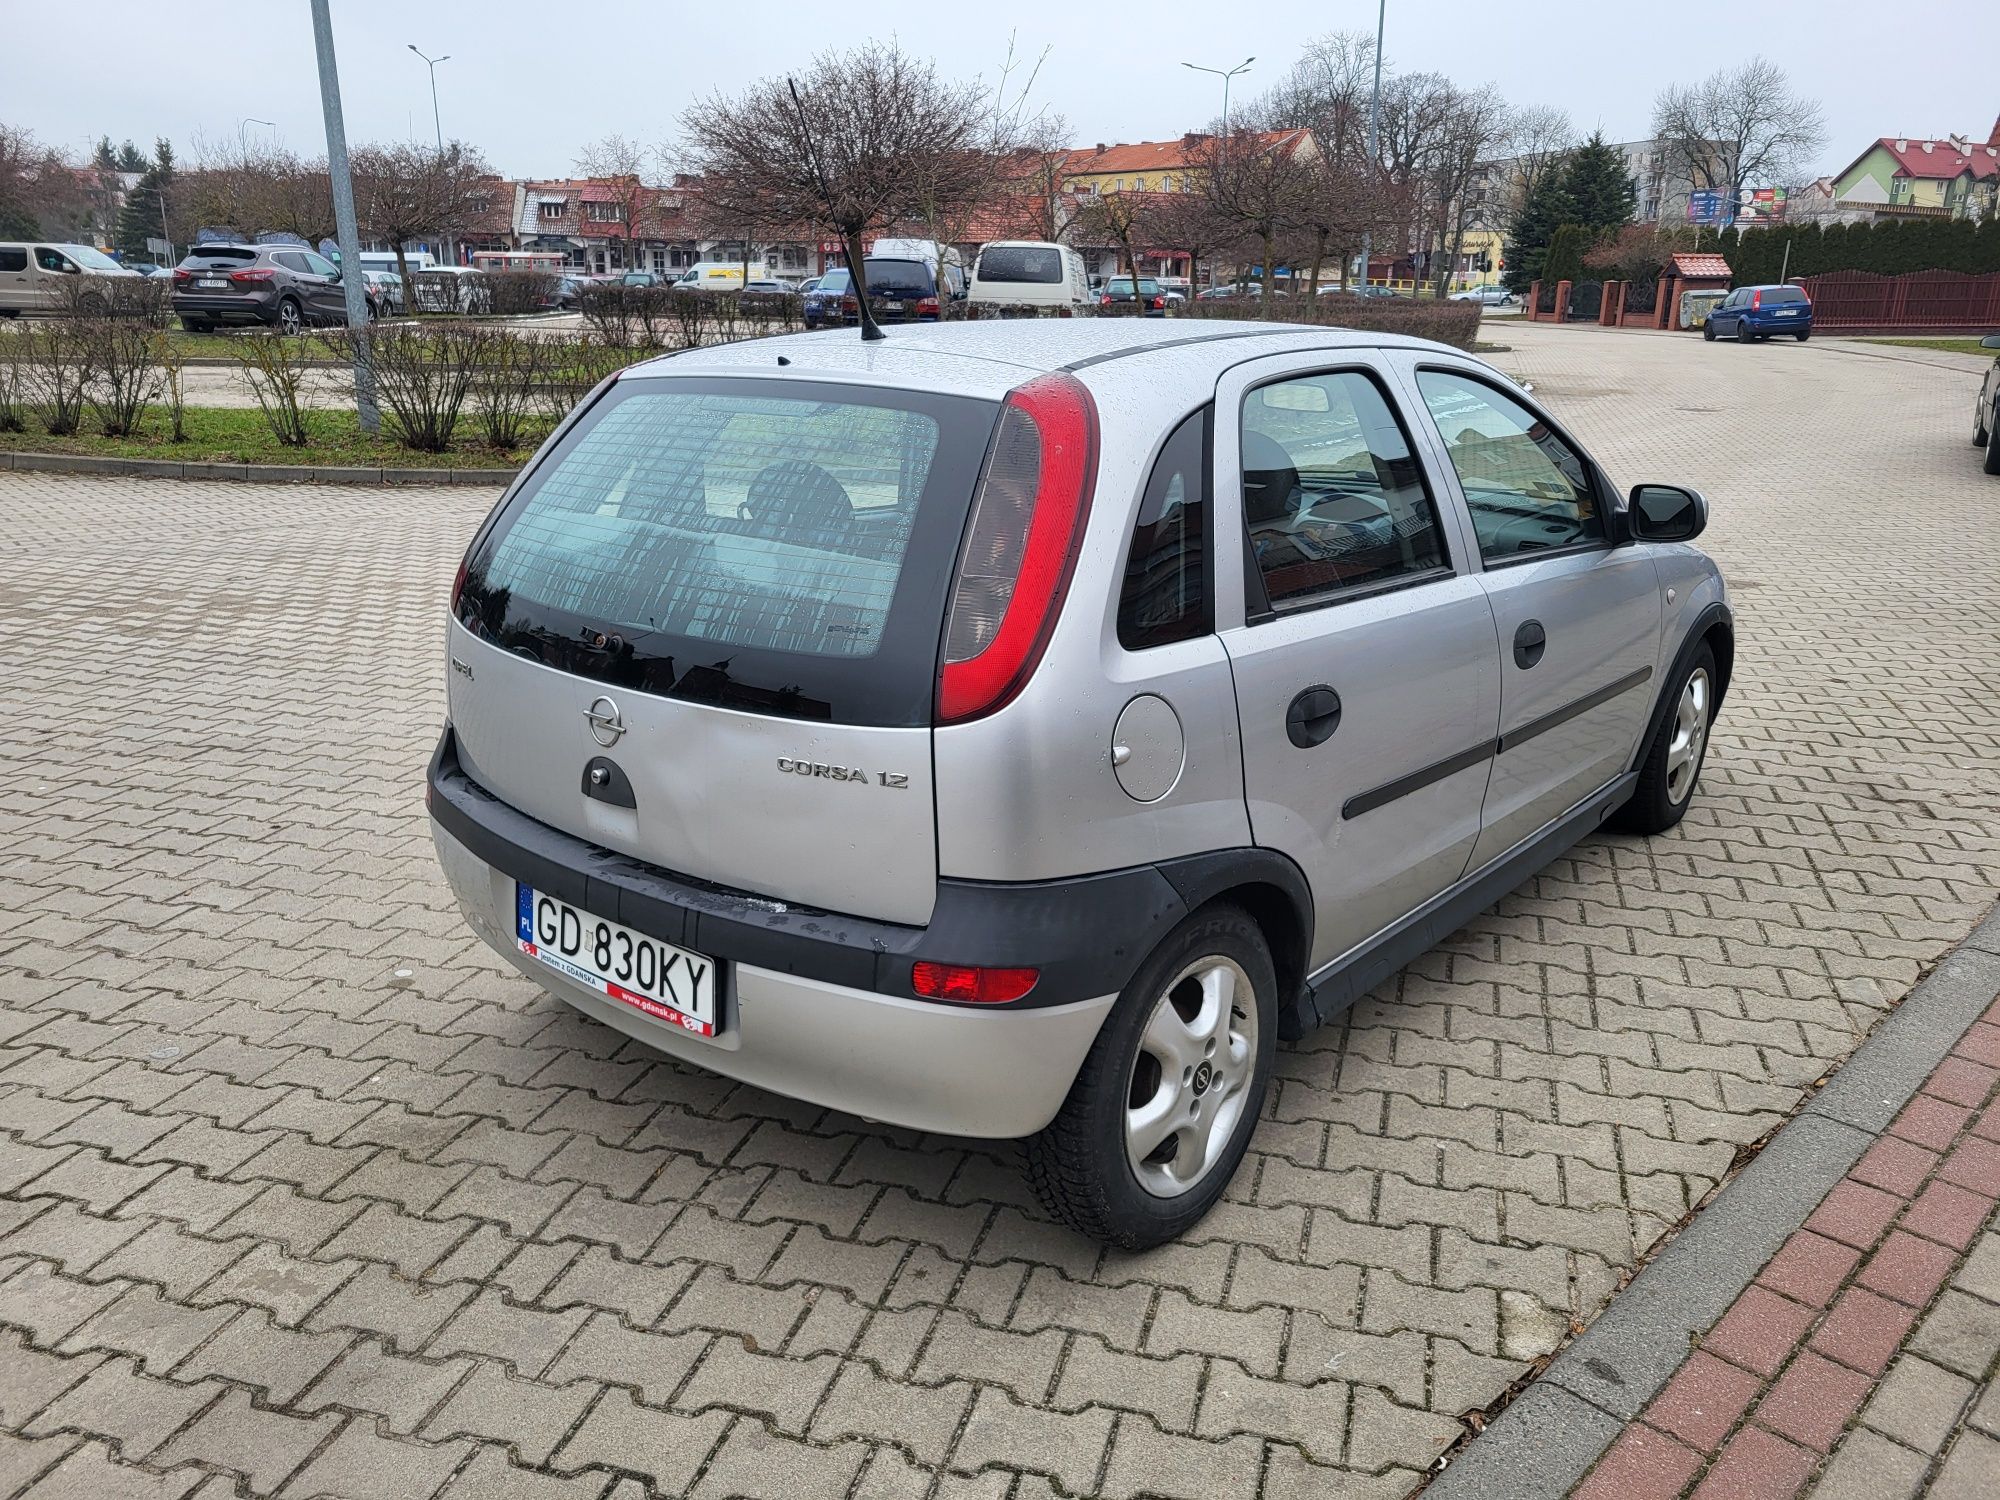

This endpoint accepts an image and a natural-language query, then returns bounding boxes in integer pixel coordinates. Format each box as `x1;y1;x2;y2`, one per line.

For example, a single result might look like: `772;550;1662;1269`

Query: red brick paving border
1572;993;2000;1500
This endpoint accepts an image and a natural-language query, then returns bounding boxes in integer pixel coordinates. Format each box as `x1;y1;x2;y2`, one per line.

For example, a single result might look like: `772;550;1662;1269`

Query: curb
0;451;516;486
1426;898;2000;1500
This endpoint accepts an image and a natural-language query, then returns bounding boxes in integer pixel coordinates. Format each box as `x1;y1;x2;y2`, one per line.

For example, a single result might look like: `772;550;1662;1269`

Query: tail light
1099;293;1112;306
1150;295;1165;311
917;296;939;316
937;371;1098;723
1751;289;1762;309
171;268;192;284
841;295;857;314
912;961;1039;1003
449;556;468;612
229;267;275;284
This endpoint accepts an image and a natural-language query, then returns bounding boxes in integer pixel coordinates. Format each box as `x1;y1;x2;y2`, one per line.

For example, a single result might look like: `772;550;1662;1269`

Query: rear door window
1242;371;1448;608
0;249;25;272
457;377;998;726
979;246;1063;284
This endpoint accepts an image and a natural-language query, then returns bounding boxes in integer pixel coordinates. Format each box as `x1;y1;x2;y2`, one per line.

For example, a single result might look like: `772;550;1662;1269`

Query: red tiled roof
1874;137;2000;181
1671;253;1732;279
1061;130;1305;178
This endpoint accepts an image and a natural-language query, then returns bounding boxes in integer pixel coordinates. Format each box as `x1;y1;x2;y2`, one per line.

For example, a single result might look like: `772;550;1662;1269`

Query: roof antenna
789;75;884;342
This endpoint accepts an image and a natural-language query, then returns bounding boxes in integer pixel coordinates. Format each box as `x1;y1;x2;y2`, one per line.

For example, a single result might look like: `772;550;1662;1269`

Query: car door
296;250;345;322
1216;354;1502;972
1401;360;1661;871
0;246;29;313
1713;289;1740;335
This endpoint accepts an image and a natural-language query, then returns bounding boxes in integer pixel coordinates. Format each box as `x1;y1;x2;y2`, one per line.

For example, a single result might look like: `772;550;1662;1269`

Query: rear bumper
171;292;276;323
432;816;1113;1137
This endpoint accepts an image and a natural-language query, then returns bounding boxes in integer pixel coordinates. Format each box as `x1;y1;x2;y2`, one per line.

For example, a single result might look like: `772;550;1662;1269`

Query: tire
275;298;304;336
1736;320;1753;344
1986;401;2000;475
1977;399;1992;447
1795;330;1810;342
180;317;214;333
1703;321;1716;342
1612;643;1717;835
1025;903;1278;1250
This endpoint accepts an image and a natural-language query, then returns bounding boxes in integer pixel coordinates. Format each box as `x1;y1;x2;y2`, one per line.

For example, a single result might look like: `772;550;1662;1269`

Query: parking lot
2;322;1997;1498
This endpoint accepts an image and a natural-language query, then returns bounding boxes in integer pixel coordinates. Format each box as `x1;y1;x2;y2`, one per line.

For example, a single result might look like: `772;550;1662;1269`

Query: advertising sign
1686;190;1724;225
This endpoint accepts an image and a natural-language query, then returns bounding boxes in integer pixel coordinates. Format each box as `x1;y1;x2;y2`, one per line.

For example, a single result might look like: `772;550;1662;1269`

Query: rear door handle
1514;620;1547;669
1286;686;1342;748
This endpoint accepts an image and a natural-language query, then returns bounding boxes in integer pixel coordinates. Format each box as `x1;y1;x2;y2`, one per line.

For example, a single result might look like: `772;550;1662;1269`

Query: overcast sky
8;2;1996;183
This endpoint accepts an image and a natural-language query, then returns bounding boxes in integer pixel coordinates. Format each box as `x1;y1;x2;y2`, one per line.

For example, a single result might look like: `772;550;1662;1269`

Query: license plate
198;278;228;289
1777;309;1797;317
880;301;903;314
515;885;717;1035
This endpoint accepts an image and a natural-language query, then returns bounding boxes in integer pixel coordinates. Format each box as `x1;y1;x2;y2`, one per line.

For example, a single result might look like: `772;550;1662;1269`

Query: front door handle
1286;686;1342;748
1514;620;1547;669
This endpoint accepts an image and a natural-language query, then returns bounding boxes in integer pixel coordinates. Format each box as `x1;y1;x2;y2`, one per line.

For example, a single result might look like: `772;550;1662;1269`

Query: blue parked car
803;267;850;329
1705;283;1813;343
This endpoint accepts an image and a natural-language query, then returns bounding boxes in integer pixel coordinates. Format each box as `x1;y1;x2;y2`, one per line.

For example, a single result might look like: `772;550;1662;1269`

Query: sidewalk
1431;912;2000;1500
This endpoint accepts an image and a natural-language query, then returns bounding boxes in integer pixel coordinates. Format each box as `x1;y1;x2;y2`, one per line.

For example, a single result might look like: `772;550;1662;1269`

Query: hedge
1174;295;1483;349
1716;217;2000;284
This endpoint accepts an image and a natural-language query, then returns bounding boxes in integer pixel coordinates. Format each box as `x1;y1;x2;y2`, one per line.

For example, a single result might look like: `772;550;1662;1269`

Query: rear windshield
179;247;259;269
457;378;998;726
978;246;1063;284
1760;286;1807;304
863;258;935;296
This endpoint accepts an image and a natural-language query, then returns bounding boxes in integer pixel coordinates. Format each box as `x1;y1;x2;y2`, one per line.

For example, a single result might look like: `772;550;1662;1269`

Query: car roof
622;319;1461;401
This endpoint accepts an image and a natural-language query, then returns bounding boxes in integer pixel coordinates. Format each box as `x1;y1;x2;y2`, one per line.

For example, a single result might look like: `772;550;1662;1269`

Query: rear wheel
1025;903;1277;1250
1795;330;1810;342
1736;320;1753;344
1613;644;1716;835
180;317;214;333
1703;321;1716;342
1985;401;2000;475
1977;398;1992;447
274;297;304;336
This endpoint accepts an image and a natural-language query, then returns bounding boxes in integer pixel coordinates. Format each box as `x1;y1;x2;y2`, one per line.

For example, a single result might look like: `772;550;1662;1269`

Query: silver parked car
428;320;1732;1247
1974;333;2000;476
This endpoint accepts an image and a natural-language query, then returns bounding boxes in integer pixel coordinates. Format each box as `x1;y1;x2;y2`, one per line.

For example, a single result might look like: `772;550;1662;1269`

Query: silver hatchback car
429;320;1731;1248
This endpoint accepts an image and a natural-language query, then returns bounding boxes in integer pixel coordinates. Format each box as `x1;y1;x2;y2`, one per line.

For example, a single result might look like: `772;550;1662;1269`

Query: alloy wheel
1124;956;1259;1197
277;301;302;336
1666;667;1711;805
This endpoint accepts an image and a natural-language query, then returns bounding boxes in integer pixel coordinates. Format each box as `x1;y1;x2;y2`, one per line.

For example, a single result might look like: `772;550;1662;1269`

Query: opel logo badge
585;696;625;747
1191;1061;1214;1095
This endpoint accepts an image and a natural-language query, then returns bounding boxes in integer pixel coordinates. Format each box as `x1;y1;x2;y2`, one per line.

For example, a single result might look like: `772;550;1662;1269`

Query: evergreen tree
115;140;147;173
1556;131;1635;236
115;139;176;261
1541;225;1587;290
91;137;117;171
1502;167;1573;294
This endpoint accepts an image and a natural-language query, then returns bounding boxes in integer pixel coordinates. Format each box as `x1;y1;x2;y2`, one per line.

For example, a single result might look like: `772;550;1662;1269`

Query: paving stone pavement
1;320;1998;1498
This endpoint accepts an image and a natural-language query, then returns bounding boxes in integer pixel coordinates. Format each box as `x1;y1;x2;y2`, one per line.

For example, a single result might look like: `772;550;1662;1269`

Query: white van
0;243;140;316
673;262;758;293
969;241;1094;315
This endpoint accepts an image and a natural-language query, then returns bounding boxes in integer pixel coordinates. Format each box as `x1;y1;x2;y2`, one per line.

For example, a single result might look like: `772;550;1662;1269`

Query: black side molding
1343;741;1495;821
1498;666;1653;755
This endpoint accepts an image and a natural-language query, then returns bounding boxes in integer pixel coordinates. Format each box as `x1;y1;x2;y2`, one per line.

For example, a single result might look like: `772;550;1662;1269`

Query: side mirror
1982;334;2000;349
1628;484;1708;544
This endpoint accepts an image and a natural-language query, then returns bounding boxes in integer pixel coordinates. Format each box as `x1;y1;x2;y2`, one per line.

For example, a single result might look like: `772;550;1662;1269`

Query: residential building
1060;134;1215;197
1828;124;2000;221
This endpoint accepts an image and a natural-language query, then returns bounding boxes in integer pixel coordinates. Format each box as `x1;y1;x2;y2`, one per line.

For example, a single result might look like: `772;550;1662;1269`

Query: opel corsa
428;319;1732;1248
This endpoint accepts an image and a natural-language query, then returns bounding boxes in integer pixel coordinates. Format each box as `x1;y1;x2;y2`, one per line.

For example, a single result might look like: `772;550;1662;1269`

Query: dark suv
170;244;352;334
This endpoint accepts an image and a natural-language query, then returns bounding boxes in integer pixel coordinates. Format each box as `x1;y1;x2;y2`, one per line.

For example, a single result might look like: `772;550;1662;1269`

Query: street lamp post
311;0;379;433
1357;0;1386;290
239;117;275;159
407;45;450;152
1181;56;1255;143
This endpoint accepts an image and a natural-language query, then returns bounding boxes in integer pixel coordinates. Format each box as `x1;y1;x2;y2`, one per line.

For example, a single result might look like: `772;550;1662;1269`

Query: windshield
457;377;999;725
815;269;851;295
61;245;126;272
863;258;935;296
978;246;1063;284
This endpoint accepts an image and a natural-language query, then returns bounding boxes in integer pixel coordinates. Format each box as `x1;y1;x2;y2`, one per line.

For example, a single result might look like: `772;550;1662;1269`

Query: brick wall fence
1528;268;2000;334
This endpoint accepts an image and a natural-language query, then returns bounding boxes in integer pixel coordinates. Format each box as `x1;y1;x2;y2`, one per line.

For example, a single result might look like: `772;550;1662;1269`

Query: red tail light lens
171;268;192;284
937;371;1098;723
449;557;468;611
841;295;857;314
917;296;939;316
1751;289;1762;309
911;961;1039;1003
229;267;275;283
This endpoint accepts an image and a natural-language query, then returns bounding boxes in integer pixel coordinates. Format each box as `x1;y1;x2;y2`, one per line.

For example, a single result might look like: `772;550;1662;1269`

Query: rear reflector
911;961;1040;1003
937;371;1097;723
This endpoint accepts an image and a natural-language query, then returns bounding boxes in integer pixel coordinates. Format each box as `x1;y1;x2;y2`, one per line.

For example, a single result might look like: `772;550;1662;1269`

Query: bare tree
573;134;654;272
1200;115;1318;312
1143;186;1239;295
1652;58;1827;222
1001;113;1078;242
1416;83;1514;295
678;43;993;338
0;124;90;238
1071;190;1155;308
177;140;335;244
349;142;495;296
1505;104;1575;210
